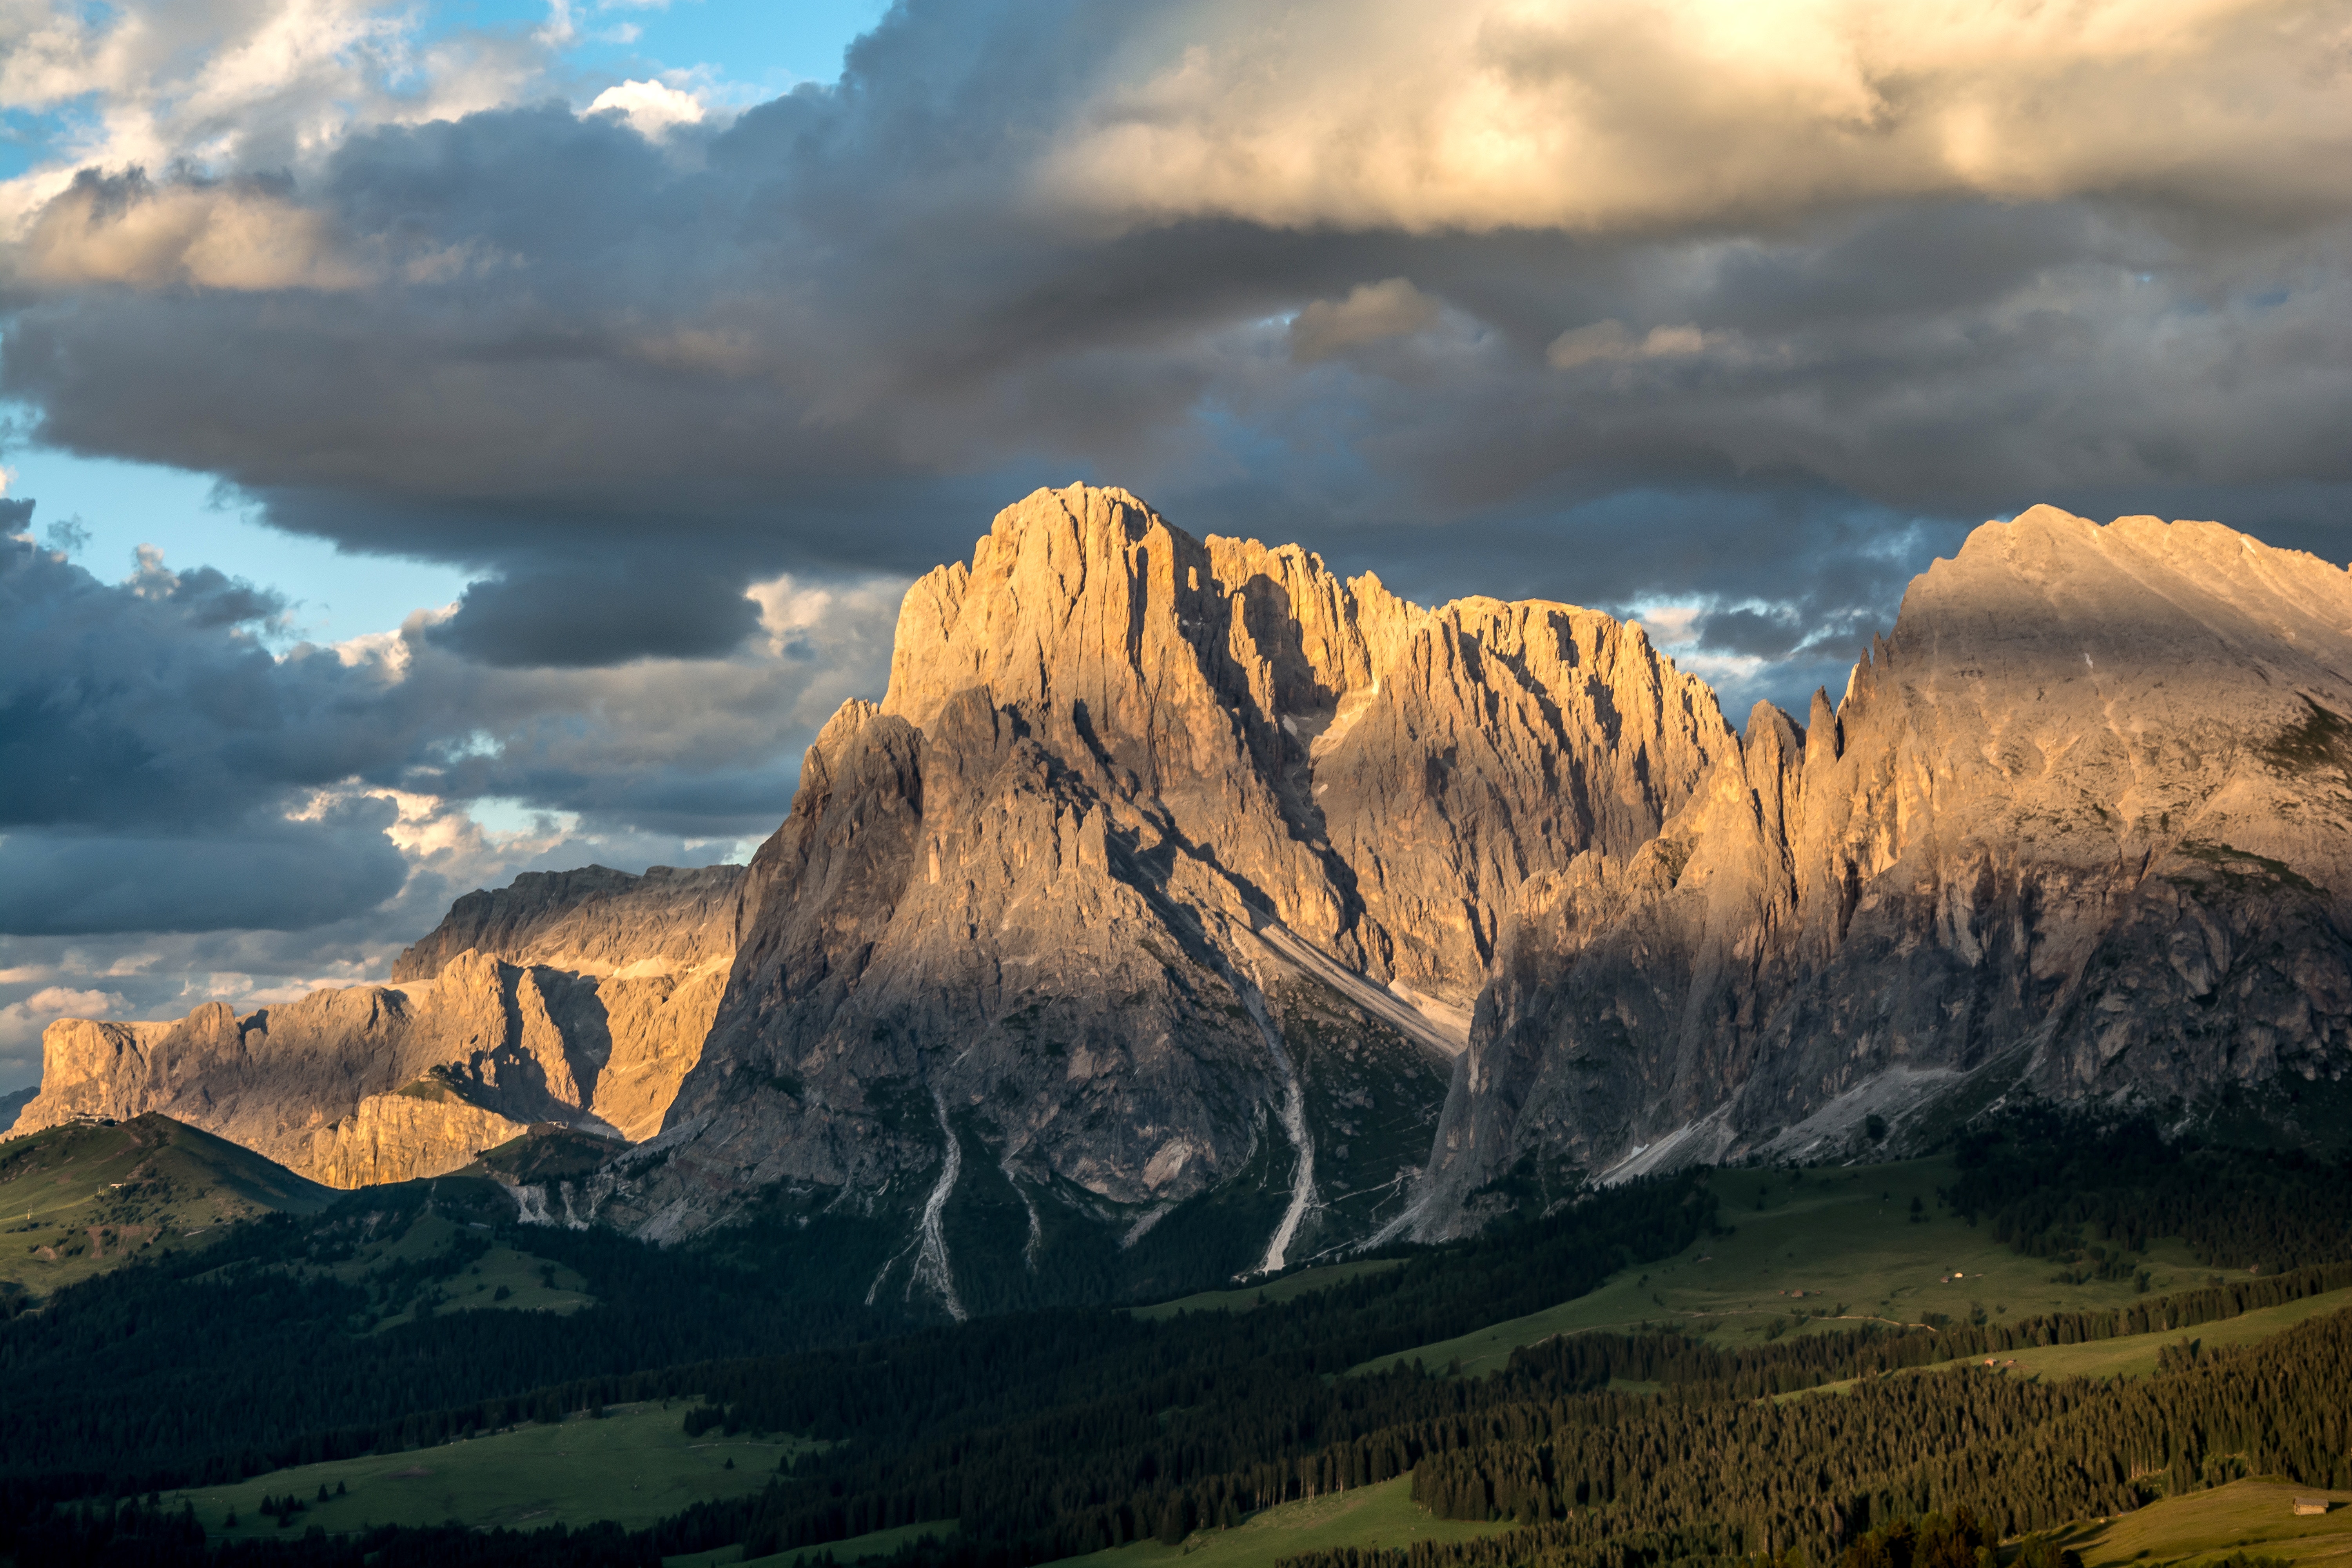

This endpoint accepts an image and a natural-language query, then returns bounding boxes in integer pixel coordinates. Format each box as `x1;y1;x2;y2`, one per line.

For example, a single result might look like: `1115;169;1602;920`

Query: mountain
17;489;2352;1314
0;1111;334;1300
553;484;1730;1301
10;864;744;1187
1423;505;2352;1225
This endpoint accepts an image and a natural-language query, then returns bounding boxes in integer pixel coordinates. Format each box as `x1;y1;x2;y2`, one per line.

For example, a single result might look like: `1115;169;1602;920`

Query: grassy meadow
2053;1480;2352;1568
670;1519;960;1568
1060;1477;1510;1568
0;1115;334;1297
1351;1156;2223;1377
171;1403;807;1538
302;1209;596;1329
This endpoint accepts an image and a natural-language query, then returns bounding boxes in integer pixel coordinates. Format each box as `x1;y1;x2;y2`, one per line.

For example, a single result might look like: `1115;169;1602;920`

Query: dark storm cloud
0;528;359;833
13;11;2351;674
0;805;410;935
431;562;762;667
2;0;2350;788
0;522;901;934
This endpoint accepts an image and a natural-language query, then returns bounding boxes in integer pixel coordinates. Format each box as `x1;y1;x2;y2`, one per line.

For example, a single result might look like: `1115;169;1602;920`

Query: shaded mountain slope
579;484;1728;1299
1424;506;2352;1225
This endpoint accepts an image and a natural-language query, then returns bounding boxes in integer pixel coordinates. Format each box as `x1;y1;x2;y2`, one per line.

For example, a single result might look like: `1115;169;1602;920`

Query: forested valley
7;1113;2352;1568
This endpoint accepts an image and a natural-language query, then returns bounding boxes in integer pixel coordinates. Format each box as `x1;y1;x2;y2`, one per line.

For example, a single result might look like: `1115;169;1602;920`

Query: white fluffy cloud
588;78;707;137
0;0;548;233
0;985;128;1071
1039;0;2352;235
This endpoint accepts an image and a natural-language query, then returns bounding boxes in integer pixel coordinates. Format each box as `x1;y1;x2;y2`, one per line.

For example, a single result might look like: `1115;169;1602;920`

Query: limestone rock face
592;485;1729;1294
1424;507;2352;1226
33;490;2333;1280
305;1076;536;1189
14;864;748;1182
391;864;742;982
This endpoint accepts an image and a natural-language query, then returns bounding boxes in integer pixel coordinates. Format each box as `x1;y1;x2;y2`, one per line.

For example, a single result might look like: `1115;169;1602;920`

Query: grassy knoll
1351;1157;2220;1377
308;1209;595;1330
668;1519;960;1568
1059;1477;1510;1568
171;1403;807;1538
0;1114;333;1298
1132;1258;1407;1320
2051;1479;2352;1568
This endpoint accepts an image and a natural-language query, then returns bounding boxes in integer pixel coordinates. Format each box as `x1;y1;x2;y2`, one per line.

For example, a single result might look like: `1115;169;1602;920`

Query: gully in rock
1243;978;1316;1278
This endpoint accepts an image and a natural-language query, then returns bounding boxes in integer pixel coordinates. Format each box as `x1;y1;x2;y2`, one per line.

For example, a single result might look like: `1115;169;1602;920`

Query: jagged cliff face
26;491;2340;1290
389;864;746;1143
589;485;1728;1296
15;864;746;1185
1423;506;2352;1226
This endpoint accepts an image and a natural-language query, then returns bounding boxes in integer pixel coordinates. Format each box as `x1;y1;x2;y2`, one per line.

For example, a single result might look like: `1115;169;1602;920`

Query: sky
4;0;2352;1089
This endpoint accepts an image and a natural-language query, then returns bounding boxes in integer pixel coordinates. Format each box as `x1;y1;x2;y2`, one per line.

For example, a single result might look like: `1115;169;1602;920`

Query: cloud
1545;319;1709;370
0;0;548;232
430;562;762;667
0;804;412;935
1289;279;1442;363
2;0;2343;615
21;169;373;291
588;78;706;138
1038;0;2352;236
0;985;129;1063
0;521;903;935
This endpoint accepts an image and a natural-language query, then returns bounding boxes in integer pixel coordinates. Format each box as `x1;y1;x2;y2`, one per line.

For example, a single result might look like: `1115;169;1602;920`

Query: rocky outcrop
392;863;746;1142
589;484;1730;1299
392;864;742;982
305;1073;536;1188
1423;506;2352;1226
14;864;748;1183
31;489;2337;1290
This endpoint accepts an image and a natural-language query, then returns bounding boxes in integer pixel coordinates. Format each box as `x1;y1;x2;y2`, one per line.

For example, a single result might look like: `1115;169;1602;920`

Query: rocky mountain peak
1425;505;2352;1227
31;492;2339;1308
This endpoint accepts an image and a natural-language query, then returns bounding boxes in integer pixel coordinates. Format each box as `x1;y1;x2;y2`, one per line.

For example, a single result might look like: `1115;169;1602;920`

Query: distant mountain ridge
10;864;745;1184
15;488;2352;1310
1423;506;2352;1228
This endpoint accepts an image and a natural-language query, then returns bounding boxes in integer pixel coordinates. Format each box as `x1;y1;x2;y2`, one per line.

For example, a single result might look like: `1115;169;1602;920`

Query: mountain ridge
11;862;748;1185
15;489;2352;1307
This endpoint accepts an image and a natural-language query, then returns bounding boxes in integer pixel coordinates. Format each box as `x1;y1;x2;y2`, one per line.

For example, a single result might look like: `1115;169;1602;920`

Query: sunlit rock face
27;492;2345;1288
1422;507;2352;1230
590;483;1730;1289
14;866;747;1185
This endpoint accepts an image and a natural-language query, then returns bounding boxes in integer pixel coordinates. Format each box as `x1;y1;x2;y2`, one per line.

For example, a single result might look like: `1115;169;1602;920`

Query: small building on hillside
2292;1497;2330;1516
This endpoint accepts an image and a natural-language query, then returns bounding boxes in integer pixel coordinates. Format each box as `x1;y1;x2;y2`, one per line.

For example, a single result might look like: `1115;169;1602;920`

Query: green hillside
1061;1477;1510;1568
170;1402;806;1537
2054;1479;2352;1568
0;1112;334;1299
1352;1154;2222;1377
670;1518;959;1568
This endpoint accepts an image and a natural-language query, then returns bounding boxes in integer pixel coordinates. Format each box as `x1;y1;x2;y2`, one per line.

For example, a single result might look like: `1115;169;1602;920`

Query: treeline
1;1497;660;1568
0;1180;926;1488
1944;1110;2352;1272
13;1109;2352;1568
710;1248;2349;1565
695;1173;1720;1559
1254;1309;2352;1568
1490;1258;2352;1404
